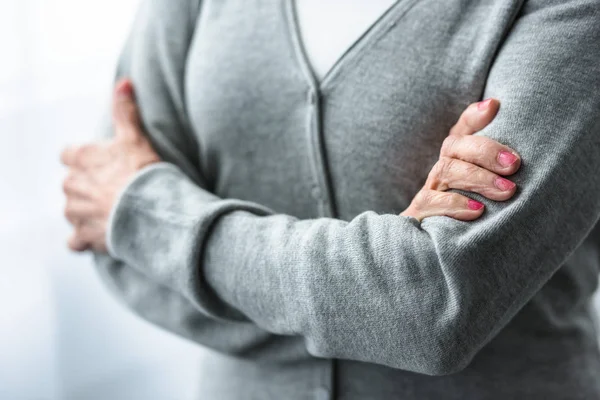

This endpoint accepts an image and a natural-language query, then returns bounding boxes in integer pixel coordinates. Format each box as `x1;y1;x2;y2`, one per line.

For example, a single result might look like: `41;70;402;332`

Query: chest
293;0;397;80
184;0;520;218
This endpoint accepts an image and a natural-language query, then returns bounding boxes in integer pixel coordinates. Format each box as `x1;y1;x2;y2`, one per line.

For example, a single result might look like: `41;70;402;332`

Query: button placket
308;89;317;105
282;2;338;396
306;88;335;218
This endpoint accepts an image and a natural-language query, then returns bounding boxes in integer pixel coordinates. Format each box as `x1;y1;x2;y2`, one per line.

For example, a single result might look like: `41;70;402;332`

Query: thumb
113;78;143;141
448;98;500;137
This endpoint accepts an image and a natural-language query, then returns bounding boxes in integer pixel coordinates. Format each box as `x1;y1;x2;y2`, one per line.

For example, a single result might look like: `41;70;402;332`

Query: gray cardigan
92;0;600;398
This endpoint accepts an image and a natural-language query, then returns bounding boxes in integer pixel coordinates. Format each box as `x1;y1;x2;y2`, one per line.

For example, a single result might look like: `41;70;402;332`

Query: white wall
0;1;204;399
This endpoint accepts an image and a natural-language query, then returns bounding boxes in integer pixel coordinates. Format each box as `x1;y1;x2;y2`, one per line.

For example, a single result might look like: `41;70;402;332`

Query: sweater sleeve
91;0;311;362
106;0;600;375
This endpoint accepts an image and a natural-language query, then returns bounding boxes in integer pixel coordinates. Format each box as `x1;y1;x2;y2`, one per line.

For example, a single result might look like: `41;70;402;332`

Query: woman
60;0;600;398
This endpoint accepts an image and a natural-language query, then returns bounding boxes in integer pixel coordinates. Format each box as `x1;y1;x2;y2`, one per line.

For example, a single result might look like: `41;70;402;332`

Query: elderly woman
61;0;600;399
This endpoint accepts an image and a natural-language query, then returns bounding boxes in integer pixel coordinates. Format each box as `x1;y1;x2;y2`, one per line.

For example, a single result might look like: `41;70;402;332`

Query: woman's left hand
61;79;161;252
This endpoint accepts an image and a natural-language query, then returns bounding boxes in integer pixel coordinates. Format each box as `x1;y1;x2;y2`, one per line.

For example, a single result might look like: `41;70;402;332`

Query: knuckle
428;157;454;190
416;189;437;208
477;137;497;156
63;204;76;222
439;156;456;178
412;191;427;211
440;135;458;156
465;136;494;164
439;192;456;208
462;132;480;148
74;144;96;164
462;161;479;177
62;172;75;192
72;146;86;164
427;161;443;183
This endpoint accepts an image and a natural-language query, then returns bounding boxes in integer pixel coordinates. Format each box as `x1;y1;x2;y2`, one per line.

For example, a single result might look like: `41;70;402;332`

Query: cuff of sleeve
103;160;277;323
105;162;218;259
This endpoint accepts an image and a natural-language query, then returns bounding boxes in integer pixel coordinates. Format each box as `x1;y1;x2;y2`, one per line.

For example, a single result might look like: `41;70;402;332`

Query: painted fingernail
117;80;133;98
477;98;492;111
498;150;518;167
494;177;516;191
468;199;484;210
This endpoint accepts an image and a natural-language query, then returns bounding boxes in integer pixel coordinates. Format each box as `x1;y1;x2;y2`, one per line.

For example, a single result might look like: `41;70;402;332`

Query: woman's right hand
400;98;521;222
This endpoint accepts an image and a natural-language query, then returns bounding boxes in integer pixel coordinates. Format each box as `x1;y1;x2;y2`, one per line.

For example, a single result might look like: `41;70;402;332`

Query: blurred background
0;1;599;399
0;0;205;399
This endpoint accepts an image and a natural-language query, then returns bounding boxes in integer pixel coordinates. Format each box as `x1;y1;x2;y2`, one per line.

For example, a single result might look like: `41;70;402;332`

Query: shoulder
134;0;203;36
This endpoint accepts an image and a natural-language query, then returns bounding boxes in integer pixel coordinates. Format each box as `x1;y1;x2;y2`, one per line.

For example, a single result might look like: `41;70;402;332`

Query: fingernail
468;199;484;210
498;150;518;167
477;98;492;111
494;177;516;191
117;81;133;98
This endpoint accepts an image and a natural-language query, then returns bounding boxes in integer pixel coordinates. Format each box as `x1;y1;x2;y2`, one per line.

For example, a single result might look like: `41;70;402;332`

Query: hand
61;79;161;252
400;98;521;222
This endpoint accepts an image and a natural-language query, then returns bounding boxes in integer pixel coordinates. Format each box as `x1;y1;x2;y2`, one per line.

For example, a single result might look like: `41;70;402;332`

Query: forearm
94;250;310;361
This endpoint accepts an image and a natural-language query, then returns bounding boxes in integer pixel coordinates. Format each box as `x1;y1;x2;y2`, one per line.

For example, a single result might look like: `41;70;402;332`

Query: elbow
417;343;475;376
304;319;479;376
300;269;488;375
395;328;478;376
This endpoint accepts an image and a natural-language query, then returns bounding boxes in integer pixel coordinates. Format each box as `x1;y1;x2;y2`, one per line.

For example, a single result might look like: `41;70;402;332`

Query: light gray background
0;1;598;399
0;1;203;399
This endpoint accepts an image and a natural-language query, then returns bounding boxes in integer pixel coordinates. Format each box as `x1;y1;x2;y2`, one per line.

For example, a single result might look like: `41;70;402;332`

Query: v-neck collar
283;0;418;93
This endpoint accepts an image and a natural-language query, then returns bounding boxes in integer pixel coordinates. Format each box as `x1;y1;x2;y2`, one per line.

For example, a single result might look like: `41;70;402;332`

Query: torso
185;1;600;398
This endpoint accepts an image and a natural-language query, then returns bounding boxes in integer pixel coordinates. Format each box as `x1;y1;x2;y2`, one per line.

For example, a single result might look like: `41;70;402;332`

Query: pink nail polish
498;151;518;167
494;177;516;191
477;98;492;111
468;199;484;210
117;80;133;98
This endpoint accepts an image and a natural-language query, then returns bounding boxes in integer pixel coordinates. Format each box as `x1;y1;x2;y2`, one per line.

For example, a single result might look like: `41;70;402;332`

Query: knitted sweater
93;0;600;398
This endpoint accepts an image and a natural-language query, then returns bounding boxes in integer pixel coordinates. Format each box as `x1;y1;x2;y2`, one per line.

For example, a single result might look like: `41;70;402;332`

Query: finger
75;219;107;252
60;144;86;166
440;134;521;176
400;189;485;222
67;232;89;252
449;98;500;137
62;171;95;198
113;78;144;142
64;197;103;225
60;146;75;165
425;157;517;201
